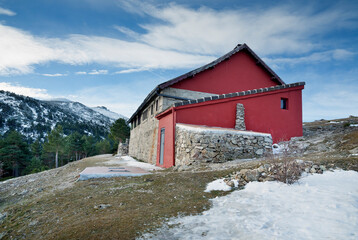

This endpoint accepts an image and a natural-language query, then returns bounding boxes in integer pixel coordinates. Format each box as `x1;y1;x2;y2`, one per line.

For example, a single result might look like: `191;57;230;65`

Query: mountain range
0;90;127;141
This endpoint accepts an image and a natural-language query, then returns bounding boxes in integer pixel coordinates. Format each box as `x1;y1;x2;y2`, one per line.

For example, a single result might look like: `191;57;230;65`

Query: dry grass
0;168;236;240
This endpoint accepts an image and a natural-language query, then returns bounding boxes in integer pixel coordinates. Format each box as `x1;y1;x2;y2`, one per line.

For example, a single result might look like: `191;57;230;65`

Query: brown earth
0;117;357;239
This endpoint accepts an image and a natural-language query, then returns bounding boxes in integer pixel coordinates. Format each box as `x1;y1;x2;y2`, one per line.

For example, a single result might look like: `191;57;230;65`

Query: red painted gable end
171;51;280;94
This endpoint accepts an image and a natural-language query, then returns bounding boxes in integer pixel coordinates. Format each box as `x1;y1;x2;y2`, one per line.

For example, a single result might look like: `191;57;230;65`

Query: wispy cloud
264;49;356;67
119;1;357;56
88;69;108;75
304;83;358;121
0;2;357;76
42;73;67;77
0;82;52;99
75;71;87;75
115;68;148;74
114;25;140;39
0;7;16;16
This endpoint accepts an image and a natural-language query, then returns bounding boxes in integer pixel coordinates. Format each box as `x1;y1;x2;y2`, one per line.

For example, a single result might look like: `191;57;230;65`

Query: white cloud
42;73;67;77
114;25;140;39
75;71;87;75
88;69;108;75
264;49;356;67
68;85;145;117
0;23;214;76
0;7;16;16
121;1;357;56
115;67;148;74
303;83;358;121
0;82;52;99
0;2;356;76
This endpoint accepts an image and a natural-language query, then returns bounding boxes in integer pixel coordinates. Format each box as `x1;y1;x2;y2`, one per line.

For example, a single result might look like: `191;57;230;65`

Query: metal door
159;128;165;165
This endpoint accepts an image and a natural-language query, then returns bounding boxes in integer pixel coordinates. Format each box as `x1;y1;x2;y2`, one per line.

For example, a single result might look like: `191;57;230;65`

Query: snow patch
204;179;233;192
176;123;271;137
142;170;358;240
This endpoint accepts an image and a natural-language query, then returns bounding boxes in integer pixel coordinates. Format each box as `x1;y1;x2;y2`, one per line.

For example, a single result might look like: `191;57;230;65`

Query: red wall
175;86;303;143
156;110;175;168
171;51;280;94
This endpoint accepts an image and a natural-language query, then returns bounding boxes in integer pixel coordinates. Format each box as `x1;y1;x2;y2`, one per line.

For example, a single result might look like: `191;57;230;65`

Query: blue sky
0;0;357;121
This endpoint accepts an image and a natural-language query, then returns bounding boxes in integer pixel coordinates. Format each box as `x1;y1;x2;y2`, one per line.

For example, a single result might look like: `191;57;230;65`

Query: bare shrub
267;142;303;184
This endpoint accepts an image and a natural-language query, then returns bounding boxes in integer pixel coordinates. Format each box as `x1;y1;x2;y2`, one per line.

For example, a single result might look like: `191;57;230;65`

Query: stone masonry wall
129;88;216;164
235;103;246;130
175;124;272;166
129;96;163;164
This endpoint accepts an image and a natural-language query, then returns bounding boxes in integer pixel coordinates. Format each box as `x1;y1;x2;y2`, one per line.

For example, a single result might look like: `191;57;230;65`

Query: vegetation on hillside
0;118;130;180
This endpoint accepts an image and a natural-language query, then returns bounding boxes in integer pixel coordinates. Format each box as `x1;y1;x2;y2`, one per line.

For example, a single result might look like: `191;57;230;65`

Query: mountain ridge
0;90;126;141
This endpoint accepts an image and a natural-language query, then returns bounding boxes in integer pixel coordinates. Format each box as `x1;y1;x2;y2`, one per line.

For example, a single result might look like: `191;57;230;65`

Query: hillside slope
0;90;125;141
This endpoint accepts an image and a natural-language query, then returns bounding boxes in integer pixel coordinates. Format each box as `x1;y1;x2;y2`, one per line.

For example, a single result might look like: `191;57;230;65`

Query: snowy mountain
91;106;128;121
0;90;125;141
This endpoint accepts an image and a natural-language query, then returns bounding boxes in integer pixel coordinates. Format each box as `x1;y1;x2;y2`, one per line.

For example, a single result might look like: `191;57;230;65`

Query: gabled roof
128;43;285;122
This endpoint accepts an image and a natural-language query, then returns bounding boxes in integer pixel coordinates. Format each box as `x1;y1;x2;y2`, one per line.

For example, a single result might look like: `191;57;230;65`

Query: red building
128;44;305;168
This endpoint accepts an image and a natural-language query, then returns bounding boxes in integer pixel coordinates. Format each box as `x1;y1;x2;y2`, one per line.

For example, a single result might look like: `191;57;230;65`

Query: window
133;118;137;128
143;109;148;121
151;104;154;115
137;114;141;125
281;98;288;110
155;99;159;111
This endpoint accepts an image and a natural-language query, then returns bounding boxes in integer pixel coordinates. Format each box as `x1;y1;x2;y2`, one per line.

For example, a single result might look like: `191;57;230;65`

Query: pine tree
95;139;111;154
109;118;130;152
43;125;64;168
66;132;84;161
0;131;30;177
82;135;97;158
31;140;42;158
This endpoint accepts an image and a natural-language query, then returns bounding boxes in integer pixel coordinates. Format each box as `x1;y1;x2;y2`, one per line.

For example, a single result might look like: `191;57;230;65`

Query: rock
29;220;39;226
244;169;260;182
255;149;264;155
320;165;327;171
94;204;112;210
226;180;235;188
310;167;316;173
305;167;310;173
257;165;265;173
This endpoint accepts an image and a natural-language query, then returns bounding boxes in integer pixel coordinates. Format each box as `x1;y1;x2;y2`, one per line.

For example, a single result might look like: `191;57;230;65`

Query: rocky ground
0;117;357;239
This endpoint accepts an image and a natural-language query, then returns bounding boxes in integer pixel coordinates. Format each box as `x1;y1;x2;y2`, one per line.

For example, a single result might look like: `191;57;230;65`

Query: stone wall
117;139;129;156
129;96;162;164
175;124;272;166
129;88;217;164
235;103;246;130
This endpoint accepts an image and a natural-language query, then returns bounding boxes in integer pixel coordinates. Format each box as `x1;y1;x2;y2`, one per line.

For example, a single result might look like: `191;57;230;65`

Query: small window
137;114;141;125
151;104;154;115
155;100;159;111
281;98;288;110
143;109;148;121
133;118;137;128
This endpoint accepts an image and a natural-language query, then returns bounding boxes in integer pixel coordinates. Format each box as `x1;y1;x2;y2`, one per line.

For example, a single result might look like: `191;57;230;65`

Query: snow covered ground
104;156;162;171
142;170;358;240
